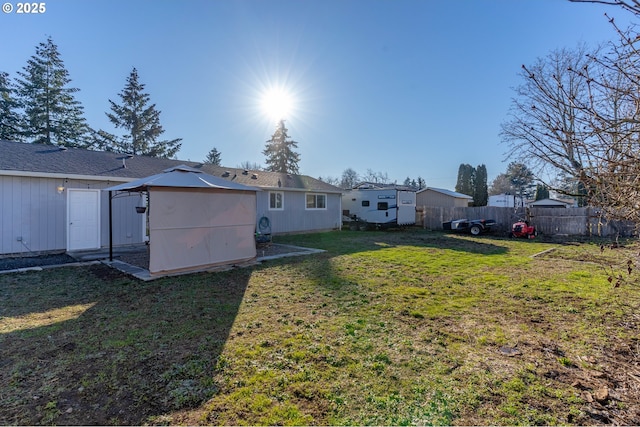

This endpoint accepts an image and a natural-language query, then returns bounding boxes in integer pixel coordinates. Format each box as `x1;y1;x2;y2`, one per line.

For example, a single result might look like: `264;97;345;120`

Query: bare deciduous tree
501;45;596;198
502;16;640;224
569;0;640;15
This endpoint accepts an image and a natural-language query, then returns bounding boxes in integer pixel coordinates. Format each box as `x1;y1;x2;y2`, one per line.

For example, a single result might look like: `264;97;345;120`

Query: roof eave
0;169;134;183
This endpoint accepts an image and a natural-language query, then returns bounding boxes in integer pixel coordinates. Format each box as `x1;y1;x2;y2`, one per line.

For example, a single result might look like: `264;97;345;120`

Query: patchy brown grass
1;229;639;425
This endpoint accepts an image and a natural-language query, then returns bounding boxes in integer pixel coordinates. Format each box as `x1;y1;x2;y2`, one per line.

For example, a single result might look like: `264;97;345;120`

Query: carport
104;165;259;277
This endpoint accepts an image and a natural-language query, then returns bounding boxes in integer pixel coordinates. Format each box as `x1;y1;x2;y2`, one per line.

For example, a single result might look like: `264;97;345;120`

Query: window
362;200;370;207
306;193;327;210
377;202;388;210
269;191;283;210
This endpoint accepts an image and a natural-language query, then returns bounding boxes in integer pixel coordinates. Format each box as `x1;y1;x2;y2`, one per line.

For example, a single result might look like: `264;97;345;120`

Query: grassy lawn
1;229;639;425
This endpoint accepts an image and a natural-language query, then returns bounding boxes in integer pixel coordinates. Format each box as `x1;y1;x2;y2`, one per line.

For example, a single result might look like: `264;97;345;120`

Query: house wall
0;175;143;256
416;189;470;208
256;190;342;234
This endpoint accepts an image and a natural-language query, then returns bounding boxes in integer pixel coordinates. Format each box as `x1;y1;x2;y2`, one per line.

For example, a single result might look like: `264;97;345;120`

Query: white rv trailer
342;185;416;227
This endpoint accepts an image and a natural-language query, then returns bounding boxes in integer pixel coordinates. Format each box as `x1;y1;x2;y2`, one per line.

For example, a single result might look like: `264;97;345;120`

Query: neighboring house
0;140;342;256
528;198;575;208
416;187;473;208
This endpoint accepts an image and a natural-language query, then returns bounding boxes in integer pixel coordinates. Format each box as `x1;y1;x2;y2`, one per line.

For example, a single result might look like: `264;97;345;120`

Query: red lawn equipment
509;219;537;239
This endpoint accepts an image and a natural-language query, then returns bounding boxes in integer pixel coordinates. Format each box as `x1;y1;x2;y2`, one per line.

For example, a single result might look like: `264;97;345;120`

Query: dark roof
197;164;341;193
0;139;341;193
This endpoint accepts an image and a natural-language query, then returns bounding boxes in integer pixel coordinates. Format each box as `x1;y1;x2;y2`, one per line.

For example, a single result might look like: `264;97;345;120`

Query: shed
416;187;473;208
105;165;259;277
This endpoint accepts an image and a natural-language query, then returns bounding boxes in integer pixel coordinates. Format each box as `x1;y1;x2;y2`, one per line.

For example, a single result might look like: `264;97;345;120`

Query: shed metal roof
417;187;473;199
105;165;259;192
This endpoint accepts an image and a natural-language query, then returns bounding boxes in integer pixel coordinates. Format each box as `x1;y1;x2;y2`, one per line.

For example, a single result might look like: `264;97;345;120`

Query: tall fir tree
455;164;475;196
99;67;181;158
204;147;222;165
534;184;550;200
506;162;535;200
473;164;488;206
263;120;300;174
0;71;22;141
15;37;90;146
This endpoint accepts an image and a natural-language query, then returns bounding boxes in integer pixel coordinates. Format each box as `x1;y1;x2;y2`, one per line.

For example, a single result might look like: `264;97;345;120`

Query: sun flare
260;87;294;122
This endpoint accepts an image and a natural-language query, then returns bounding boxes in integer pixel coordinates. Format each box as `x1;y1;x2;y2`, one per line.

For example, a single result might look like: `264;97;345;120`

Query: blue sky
1;0;635;188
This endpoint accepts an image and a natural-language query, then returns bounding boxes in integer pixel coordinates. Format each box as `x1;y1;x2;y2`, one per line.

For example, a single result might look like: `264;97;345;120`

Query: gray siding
256;190;341;234
103;190;146;248
1;175;143;255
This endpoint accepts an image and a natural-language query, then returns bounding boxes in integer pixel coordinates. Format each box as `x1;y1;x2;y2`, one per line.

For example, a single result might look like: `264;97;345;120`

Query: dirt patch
2;231;639;425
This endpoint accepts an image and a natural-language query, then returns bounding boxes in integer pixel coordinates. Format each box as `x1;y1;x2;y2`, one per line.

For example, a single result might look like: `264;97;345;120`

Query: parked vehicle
342;184;416;228
443;218;497;236
509;219;537;239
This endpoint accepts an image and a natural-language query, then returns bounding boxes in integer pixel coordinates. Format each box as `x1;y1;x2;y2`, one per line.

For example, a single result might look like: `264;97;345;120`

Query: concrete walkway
70;243;325;281
67;244;150;262
1;243;324;281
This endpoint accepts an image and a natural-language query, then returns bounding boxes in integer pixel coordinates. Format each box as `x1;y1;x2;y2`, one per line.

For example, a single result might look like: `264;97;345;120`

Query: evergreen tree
0;71;22;141
204;147;222;165
507;162;535;200
473;164;488;206
15;37;90;146
417;177;425;190
534;184;550;200
100;67;181;158
263;120;300;174
455;164;475;196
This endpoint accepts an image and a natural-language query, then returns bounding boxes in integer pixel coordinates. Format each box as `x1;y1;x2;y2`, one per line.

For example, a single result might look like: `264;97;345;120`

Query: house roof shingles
0;140;341;193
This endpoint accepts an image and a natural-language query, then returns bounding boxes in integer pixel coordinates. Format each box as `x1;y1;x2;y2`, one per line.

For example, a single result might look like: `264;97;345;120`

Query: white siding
0;175;144;255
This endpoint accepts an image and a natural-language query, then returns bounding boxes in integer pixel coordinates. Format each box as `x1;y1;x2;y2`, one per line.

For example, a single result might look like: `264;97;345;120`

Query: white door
67;189;101;251
396;190;416;225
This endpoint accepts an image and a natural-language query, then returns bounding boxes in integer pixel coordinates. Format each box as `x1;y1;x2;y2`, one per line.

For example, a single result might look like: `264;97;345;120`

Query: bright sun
261;88;294;122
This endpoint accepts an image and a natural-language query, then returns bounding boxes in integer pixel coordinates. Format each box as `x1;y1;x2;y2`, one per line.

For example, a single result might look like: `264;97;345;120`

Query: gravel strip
0;253;78;271
0;243;318;273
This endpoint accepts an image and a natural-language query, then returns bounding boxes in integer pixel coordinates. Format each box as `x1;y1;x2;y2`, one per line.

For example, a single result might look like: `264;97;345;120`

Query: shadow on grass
275;228;509;257
0;263;250;425
272;228;509;297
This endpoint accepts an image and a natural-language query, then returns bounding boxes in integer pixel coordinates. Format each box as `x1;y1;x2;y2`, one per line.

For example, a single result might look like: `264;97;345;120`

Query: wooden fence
416;206;636;238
